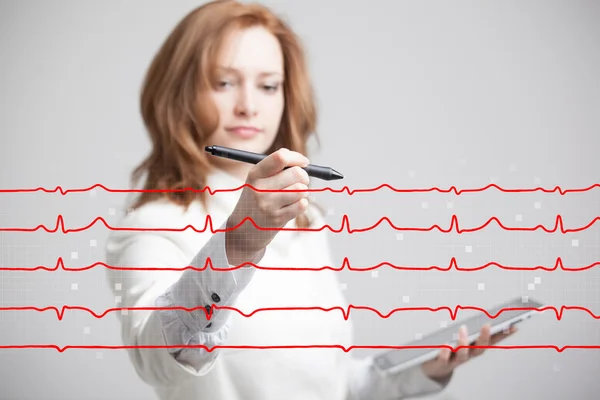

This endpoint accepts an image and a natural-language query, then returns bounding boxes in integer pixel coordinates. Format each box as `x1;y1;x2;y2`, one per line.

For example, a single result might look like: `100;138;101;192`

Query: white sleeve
346;356;451;399
155;225;263;369
105;217;264;387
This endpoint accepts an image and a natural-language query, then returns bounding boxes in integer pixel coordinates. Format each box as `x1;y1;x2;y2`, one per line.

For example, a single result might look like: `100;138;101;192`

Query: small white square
396;233;404;240
509;164;517;172
71;252;78;260
478;283;485;291
534;202;541;209
108;208;116;216
402;296;410;303
115;283;122;291
534;277;541;284
327;208;335;216
446;201;453;209
84;327;90;335
408;170;416;178
121;309;128;316
96;352;103;359
415;333;423;340
90;189;97;197
421;202;429;209
339;283;347;291
528;283;535;290
440;321;447;328
89;239;97;247
371;270;378;278
115;296;122;303
572;239;579;247
516;214;522;222
452;332;460;341
490;176;498;183
71;283;78;291
465;245;472;253
522;295;529;303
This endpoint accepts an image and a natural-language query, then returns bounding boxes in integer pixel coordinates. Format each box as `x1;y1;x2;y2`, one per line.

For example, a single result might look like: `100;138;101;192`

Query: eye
262;83;280;93
217;79;234;89
215;76;236;90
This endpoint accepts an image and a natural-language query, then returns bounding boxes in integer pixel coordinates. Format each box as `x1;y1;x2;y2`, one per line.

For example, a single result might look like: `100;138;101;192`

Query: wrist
225;214;264;266
422;365;453;384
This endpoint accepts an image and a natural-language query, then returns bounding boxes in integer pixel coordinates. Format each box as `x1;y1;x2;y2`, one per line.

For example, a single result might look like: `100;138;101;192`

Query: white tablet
372;296;543;375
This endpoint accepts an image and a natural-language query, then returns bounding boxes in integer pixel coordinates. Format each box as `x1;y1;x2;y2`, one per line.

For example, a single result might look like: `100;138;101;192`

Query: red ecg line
0;344;597;352
1;304;597;321
2;183;598;354
1;183;599;195
0;214;598;234
1;256;598;272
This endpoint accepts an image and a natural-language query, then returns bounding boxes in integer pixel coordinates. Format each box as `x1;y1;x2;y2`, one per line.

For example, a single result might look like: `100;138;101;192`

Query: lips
226;126;262;138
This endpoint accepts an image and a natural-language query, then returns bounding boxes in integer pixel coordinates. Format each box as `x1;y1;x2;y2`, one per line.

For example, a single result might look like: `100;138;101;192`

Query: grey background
1;0;599;399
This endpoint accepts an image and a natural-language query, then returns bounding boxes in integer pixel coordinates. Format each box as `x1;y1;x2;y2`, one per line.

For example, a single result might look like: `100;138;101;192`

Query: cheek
267;94;285;127
209;93;233;125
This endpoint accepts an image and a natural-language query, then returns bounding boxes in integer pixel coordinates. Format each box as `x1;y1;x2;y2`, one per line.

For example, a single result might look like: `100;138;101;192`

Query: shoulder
114;198;201;232
122;198;199;228
104;198;209;258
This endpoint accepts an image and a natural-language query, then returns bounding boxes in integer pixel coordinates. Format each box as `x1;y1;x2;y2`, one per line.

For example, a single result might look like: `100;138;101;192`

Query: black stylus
205;145;344;181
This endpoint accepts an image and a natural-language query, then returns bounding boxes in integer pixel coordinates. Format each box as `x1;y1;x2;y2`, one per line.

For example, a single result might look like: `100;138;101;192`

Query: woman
105;1;515;399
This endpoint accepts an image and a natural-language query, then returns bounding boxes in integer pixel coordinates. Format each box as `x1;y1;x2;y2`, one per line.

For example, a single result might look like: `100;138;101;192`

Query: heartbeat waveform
2;304;597;321
2;256;598;272
1;183;599;195
0;214;598;234
0;344;597;352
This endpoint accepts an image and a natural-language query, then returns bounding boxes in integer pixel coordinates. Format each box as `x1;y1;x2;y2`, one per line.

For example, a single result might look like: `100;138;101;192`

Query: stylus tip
331;168;344;180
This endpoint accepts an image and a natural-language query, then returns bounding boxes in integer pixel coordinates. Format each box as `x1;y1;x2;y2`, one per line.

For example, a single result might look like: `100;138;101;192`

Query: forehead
217;26;284;75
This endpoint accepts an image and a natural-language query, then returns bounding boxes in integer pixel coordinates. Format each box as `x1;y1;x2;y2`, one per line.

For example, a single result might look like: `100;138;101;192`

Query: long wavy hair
130;0;320;228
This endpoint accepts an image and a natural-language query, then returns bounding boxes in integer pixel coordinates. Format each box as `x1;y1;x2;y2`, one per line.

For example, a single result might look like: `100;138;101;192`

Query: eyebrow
216;65;283;78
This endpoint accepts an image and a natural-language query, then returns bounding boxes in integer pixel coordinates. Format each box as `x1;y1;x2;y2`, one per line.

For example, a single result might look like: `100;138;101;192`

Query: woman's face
207;26;285;179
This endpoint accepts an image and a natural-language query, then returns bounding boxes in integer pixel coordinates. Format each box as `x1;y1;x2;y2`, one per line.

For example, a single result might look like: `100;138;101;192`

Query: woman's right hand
225;148;311;265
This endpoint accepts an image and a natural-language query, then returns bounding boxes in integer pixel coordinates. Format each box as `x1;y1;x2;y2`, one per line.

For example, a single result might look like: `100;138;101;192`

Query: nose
234;85;257;117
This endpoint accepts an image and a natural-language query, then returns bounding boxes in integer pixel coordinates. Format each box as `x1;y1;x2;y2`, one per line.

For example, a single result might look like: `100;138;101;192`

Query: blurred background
0;0;599;399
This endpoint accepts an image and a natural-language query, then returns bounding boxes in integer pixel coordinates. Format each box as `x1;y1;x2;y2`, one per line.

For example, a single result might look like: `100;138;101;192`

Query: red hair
131;0;320;227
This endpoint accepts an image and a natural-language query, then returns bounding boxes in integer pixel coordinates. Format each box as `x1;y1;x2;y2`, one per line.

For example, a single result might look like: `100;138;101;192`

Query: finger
472;324;491;357
453;325;470;365
437;347;452;365
258;167;309;212
261;165;310;190
274;182;310;208
249;148;309;180
490;324;518;345
277;197;309;221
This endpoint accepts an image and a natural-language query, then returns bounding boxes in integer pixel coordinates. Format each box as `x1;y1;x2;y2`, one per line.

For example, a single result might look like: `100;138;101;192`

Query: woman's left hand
421;323;518;382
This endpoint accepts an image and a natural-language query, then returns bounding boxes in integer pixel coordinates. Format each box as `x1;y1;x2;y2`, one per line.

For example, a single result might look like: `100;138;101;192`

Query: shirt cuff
158;220;265;345
394;364;452;397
